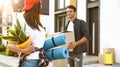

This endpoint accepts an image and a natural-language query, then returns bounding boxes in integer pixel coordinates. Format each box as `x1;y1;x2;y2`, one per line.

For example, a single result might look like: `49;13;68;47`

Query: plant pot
17;37;32;49
17;37;32;54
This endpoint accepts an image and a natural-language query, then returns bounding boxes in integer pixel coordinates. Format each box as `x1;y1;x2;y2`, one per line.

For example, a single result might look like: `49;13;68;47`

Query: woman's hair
23;2;44;31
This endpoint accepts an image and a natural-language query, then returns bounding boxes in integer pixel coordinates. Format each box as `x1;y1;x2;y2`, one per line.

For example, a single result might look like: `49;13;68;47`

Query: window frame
55;0;70;11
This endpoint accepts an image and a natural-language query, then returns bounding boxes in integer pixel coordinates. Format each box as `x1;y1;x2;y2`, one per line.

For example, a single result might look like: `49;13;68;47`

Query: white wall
100;0;120;63
77;0;87;22
48;0;55;34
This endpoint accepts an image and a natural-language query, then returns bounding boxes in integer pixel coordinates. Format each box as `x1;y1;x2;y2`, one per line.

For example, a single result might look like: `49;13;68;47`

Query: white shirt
19;18;46;59
67;21;74;31
25;25;46;59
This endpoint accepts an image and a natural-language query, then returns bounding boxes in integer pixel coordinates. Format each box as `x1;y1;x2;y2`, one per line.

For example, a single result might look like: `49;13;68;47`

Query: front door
87;7;99;56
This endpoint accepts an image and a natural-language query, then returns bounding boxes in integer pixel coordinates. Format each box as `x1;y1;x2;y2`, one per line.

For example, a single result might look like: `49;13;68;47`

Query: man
65;5;89;67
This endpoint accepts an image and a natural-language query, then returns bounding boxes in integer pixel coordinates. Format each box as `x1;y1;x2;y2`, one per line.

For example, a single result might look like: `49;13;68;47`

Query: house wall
77;0;87;22
100;0;120;63
77;0;120;63
48;0;55;34
70;0;76;7
4;0;120;64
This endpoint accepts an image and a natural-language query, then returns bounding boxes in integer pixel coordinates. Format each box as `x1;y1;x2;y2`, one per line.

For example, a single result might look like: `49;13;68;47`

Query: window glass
56;0;70;10
55;14;67;32
89;0;98;2
58;0;64;9
65;0;70;7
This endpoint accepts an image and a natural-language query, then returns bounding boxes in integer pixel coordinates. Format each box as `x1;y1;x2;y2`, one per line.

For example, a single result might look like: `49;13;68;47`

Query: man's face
66;8;76;18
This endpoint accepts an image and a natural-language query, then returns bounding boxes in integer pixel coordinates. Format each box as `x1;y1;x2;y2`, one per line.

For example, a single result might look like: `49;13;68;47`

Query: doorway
87;7;99;56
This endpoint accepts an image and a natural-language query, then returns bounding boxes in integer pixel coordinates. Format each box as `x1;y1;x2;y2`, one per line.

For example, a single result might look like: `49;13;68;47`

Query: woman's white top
67;21;74;31
18;18;46;59
12;13;46;59
25;25;46;59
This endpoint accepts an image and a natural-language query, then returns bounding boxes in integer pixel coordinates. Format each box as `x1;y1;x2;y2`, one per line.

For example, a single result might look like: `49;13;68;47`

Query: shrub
0;44;6;51
6;48;18;57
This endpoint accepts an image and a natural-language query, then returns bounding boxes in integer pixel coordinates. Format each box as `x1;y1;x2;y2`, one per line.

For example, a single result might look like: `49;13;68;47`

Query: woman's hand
7;41;34;53
22;41;35;53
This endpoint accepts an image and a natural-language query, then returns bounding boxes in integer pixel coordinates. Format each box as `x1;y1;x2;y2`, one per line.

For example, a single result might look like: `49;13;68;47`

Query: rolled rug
43;33;66;50
45;47;69;60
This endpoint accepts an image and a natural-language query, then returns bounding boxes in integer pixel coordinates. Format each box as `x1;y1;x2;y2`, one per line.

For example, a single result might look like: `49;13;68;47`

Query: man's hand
67;42;77;51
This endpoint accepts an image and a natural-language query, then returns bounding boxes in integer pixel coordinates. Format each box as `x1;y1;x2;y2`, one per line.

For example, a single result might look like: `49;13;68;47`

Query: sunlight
0;0;13;13
0;0;9;9
0;0;7;6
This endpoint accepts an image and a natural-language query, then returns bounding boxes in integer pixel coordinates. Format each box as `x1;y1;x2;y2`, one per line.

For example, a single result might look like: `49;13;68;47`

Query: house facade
48;0;120;63
0;0;120;64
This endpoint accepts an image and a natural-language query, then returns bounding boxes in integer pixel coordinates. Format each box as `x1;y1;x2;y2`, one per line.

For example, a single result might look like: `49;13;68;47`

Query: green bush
0;44;6;51
6;48;18;57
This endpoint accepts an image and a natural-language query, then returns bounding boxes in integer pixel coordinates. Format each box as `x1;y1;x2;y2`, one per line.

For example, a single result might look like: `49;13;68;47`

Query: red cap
22;0;41;11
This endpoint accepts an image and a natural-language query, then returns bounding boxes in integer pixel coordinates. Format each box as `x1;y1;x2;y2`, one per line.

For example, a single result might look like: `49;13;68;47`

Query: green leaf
0;18;28;44
14;24;21;35
1;36;19;42
16;18;21;30
23;23;26;32
18;30;27;43
13;18;21;35
0;33;3;37
7;29;16;36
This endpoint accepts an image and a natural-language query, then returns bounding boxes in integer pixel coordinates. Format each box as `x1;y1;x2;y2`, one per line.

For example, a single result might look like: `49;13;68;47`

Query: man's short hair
67;5;76;12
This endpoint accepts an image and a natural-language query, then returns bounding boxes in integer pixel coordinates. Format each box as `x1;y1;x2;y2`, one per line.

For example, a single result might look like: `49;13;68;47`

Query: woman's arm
7;41;35;53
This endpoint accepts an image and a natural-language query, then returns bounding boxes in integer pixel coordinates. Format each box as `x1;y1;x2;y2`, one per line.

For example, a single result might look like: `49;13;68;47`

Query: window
56;0;70;10
89;0;98;3
65;0;70;7
55;14;68;32
55;0;70;32
11;0;49;15
41;0;49;15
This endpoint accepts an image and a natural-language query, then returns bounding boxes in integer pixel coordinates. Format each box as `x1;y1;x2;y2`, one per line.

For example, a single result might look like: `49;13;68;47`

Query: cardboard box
98;53;104;64
46;32;61;38
46;32;74;67
63;31;75;44
47;32;75;43
46;32;75;49
52;59;68;67
103;48;115;54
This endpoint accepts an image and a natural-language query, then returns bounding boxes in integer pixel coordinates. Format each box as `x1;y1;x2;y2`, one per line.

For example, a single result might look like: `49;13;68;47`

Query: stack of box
46;32;75;67
98;48;115;65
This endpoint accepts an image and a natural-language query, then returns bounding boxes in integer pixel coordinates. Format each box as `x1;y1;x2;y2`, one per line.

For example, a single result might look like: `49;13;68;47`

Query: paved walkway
83;55;120;67
84;63;120;67
0;55;18;67
0;54;53;67
0;62;12;67
0;54;120;67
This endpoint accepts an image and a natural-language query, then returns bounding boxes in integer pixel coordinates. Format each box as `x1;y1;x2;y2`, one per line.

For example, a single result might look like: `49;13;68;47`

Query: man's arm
68;21;89;49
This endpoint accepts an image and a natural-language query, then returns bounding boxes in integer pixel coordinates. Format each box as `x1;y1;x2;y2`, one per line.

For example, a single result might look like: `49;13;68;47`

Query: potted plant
0;18;31;49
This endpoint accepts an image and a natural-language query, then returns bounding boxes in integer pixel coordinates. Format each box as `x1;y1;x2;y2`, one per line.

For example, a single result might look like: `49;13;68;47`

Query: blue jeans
21;59;39;67
68;53;83;67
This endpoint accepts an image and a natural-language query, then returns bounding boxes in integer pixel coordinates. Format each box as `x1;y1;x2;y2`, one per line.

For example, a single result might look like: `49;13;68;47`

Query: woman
7;0;49;67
